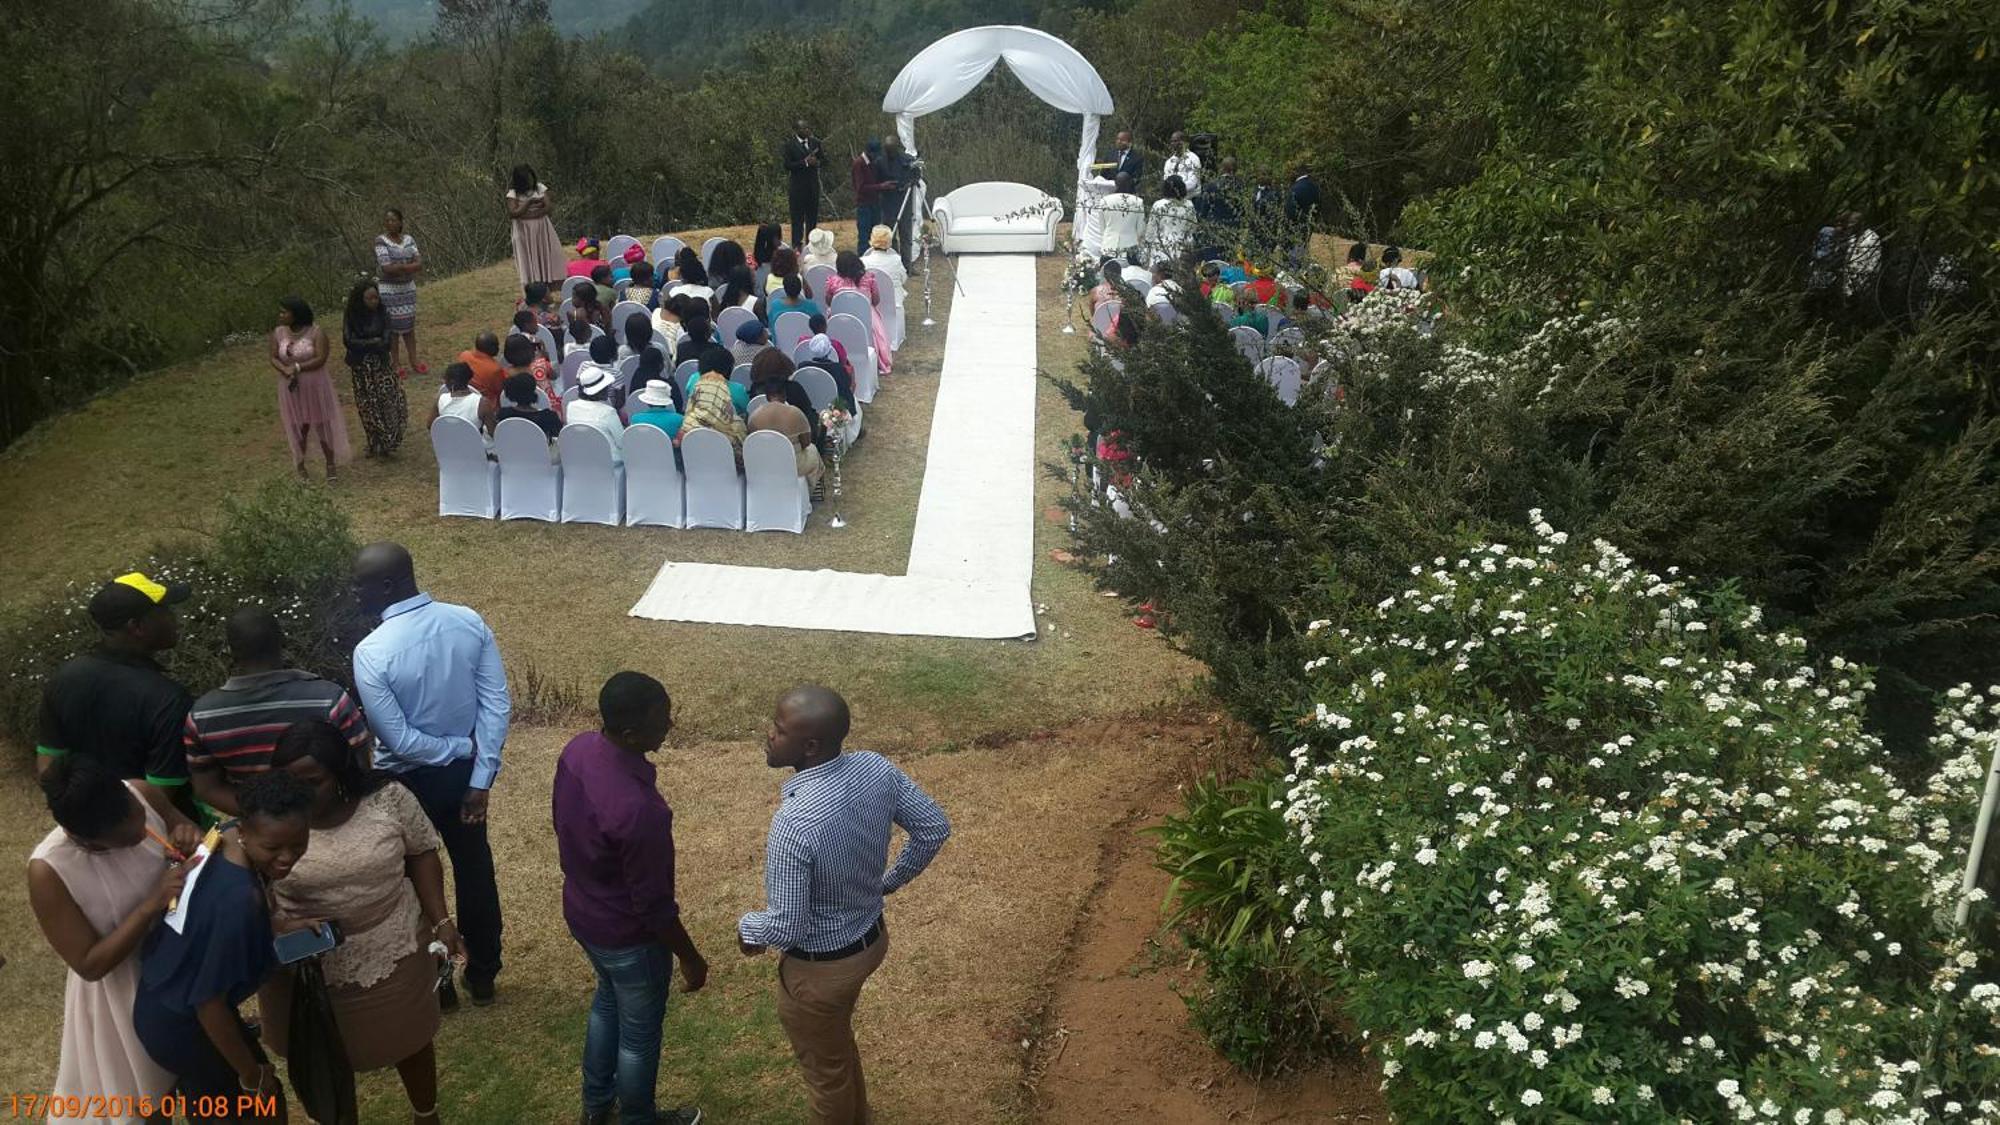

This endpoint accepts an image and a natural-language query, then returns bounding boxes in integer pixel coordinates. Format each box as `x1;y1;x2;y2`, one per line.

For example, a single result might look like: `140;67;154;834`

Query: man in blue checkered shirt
738;685;951;1124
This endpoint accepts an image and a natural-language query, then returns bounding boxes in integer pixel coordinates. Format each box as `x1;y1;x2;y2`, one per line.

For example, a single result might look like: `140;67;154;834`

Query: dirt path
1025;779;1387;1123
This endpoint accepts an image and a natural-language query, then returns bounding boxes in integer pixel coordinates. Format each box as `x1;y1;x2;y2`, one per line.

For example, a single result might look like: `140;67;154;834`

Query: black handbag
285;957;358;1125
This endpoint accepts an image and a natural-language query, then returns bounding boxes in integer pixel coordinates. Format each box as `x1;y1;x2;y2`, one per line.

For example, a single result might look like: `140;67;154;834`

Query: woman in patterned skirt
343;280;408;457
374;208;425;377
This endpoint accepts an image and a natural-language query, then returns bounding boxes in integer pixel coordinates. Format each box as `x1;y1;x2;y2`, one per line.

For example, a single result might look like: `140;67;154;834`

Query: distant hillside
333;0;651;42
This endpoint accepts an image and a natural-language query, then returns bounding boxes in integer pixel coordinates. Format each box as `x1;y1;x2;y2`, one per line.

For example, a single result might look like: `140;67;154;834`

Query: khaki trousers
776;929;889;1124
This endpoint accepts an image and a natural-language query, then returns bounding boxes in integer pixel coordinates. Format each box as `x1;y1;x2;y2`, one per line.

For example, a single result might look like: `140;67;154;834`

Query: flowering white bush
1277;514;2000;1121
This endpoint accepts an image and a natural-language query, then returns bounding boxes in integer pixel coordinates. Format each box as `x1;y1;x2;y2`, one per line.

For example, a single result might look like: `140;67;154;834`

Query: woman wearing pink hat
506;163;567;286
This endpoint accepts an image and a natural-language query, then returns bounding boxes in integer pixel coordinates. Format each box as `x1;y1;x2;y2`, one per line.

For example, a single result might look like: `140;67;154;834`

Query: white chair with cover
1260;306;1286;335
494;417;561;521
561;276;590;301
605;235;640;263
623;423;685;528
611;300;649;330
679;428;744;530
674;359;700;396
1272;326;1305;351
744;430;809;534
1122;263;1152;288
430;417;498;518
804;265;835;300
1230;326;1265;361
613;279;631;301
730;363;754;391
715;306;756;342
651;331;673;358
828;290;872;326
533;325;561;364
557;350;590;392
866;267;905;349
557;298;575;323
828;313;876;404
746;393;768;416
557;424;625;525
773;311;812;350
790;339;817;364
1256;357;1303;406
793;368;836;413
1152;301;1182;326
650;236;685;269
1090;299;1120;341
560;385;582;410
700;237;724;274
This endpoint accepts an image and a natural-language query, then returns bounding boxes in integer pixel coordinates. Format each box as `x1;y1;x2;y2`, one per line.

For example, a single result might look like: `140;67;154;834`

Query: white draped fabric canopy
882;26;1114;242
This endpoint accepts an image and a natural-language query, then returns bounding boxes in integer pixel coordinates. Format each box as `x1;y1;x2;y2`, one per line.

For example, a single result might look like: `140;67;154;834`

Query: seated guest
751;350;826;447
507;318;562;416
708;240;748;287
802;227;839;273
624;346;673;404
185;607;371;816
766;273;822;336
566;237;602;279
568;354;627;463
618;312;654;361
1088;258;1123;314
1198;261;1225;299
860;224;908;296
590;262;617;294
765;247;812;296
652;293;688;350
577;334;623;400
611;244;645;283
257;721;460;1125
1145;261;1181;312
521;282;563;335
667;247;700;284
717;265;760;313
677;347;746;449
666;261;713;304
565;309;598;353
498;372;562;438
1099;173;1146;260
432;361;495;435
732;320;771;370
824;252;892;375
803;315;853;381
751;223;783;270
628;379;685;437
748;365;825;492
1377;246;1420;290
28;757;200;1117
624;260;656;308
795;330;856;411
1338;241;1372;290
1229;291;1269;335
457;331;507;409
674;307;718;368
574;282;613;332
1243;265;1278;306
133;772;314;1117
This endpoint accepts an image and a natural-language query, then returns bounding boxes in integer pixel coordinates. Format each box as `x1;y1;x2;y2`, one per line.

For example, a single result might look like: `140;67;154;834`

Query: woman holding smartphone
259;720;463;1125
133;771;314;1122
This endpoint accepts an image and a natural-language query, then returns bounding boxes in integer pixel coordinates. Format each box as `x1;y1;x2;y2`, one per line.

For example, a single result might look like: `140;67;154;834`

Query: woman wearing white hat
627;379;686;440
802;228;839;274
567;349;627;463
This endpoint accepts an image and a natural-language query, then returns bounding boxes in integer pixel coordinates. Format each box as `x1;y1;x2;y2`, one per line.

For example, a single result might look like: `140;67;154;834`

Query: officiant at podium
783;121;825;247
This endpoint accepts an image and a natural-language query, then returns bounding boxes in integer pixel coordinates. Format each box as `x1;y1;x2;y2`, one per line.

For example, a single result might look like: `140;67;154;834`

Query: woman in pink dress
269;296;353;480
824;252;892;376
27;757;203;1125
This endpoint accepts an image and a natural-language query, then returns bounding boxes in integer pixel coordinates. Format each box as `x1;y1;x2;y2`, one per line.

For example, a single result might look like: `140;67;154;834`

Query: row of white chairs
432;417;811;533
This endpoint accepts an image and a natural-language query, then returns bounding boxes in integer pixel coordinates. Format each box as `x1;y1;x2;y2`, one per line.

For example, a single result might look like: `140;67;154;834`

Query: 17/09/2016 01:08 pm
8;1092;282;1119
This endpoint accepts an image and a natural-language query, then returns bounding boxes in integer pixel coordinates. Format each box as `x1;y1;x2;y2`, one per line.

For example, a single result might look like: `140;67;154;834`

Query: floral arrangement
1271;513;2000;1122
819;406;850;527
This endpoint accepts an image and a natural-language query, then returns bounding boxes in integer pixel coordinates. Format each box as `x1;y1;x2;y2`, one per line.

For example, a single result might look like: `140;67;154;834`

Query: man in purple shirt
552;672;708;1125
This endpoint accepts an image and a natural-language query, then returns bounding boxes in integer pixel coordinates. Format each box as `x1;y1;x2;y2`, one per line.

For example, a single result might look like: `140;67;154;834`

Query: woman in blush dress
269;295;352;481
823;251;892;377
505;164;566;287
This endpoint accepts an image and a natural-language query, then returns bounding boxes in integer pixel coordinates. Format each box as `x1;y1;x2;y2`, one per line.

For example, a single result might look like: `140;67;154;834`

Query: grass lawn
0;222;1219;1120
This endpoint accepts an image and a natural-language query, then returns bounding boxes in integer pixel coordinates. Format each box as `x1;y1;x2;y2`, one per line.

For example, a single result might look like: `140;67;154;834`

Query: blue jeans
855;204;880;252
579;939;672;1123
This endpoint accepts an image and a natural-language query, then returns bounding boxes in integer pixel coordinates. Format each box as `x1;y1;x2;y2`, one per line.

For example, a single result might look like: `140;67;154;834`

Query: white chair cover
650;236;685;269
1272;326;1305;350
790;339;817;363
743;430;810;534
746;393;768;415
430;417;498;518
1091;299;1119;340
559;350;589;390
1153;302;1182;325
612;300;649;330
651;331;673;357
605;235;640;263
1230;326;1265;361
680;428;744;530
867;267;905;349
561;385;582;409
623;423;685;528
700;237;724;273
674;359;700;396
557;424;625;524
829;290;872;326
793;368;836;412
731;363;754;390
1122;263;1152;288
558;298;574;323
561;277;590;301
716;306;756;342
828;313;876;404
1256;357;1303;405
773;311;812;349
805;264;835;299
614;279;631;300
494;417;561;521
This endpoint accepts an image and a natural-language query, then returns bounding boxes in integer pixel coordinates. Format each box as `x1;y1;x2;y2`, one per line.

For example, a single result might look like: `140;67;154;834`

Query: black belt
787;917;883;963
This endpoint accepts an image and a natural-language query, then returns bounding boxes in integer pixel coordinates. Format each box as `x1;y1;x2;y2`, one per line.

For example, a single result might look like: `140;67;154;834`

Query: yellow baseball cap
88;572;191;630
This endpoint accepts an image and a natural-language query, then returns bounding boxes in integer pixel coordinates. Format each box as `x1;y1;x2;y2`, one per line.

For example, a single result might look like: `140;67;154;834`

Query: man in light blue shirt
739;685;949;1122
352;541;512;1009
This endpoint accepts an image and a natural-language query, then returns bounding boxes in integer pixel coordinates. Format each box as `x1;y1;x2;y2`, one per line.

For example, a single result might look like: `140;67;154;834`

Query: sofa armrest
932;198;956;232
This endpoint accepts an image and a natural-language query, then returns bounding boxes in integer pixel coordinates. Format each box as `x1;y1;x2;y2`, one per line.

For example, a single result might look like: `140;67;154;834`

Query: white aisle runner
628;254;1039;638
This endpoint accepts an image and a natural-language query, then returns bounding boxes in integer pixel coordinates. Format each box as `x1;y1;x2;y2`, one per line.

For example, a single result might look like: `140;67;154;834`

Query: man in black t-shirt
37;572;196;821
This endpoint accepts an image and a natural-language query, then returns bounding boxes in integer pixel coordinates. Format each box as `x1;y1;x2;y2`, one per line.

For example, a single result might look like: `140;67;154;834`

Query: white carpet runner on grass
629;254;1039;638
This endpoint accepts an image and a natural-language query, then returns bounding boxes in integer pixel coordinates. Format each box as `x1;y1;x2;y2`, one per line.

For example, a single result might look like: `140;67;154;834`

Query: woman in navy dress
133;772;314;1122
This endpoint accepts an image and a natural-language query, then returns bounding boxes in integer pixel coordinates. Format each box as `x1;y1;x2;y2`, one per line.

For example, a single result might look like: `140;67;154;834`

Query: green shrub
0;479;359;761
1263;517;2000;1119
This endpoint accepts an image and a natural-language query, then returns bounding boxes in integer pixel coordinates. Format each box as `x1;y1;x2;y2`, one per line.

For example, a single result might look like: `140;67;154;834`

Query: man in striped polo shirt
184;607;370;816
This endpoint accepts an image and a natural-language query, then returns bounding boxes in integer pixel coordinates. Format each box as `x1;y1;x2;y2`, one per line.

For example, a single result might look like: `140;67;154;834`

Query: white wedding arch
881;25;1115;234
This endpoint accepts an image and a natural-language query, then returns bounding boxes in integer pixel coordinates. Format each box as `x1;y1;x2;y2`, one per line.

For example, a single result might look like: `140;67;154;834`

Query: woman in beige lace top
259;721;465;1124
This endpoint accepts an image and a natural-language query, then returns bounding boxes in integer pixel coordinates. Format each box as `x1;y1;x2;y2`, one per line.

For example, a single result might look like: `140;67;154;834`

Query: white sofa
932;182;1060;254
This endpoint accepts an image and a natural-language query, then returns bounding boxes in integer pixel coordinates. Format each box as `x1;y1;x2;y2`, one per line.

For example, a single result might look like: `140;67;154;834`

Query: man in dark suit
783;120;825;247
879;138;921;267
1112;130;1142;186
1286;165;1322;266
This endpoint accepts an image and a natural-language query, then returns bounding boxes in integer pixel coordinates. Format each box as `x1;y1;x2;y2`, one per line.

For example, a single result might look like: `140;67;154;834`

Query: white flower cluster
1269;514;2000;1120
